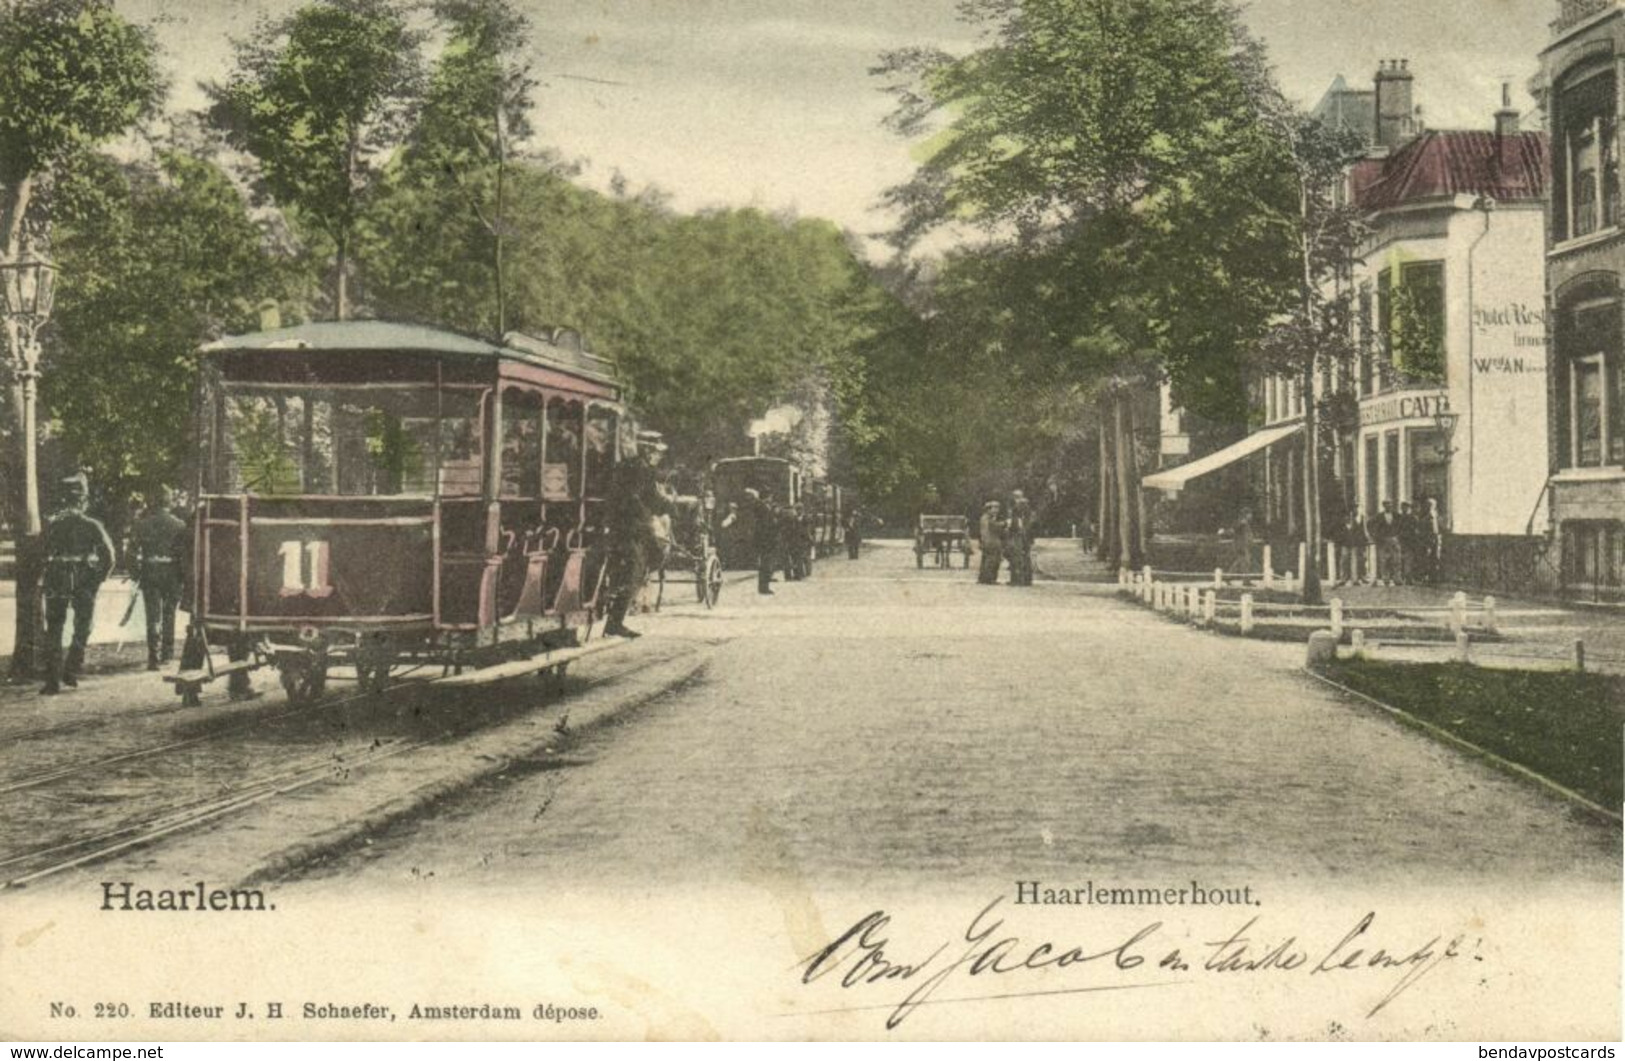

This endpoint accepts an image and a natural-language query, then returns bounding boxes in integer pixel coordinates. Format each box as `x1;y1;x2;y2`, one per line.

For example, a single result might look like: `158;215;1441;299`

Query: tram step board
432;637;627;687
162;660;258;686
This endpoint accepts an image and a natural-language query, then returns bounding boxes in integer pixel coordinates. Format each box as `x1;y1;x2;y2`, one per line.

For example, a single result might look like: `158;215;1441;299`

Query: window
499;388;544;498
544;397;583;501
1392;261;1446;383
1561;298;1624;468
1358;284;1375;396
1376;268;1394;391
216;387;479;497
1558;70;1620;241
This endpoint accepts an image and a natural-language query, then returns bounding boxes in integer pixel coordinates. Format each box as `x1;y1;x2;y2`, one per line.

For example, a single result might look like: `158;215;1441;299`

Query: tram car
710;456;801;569
173;320;633;704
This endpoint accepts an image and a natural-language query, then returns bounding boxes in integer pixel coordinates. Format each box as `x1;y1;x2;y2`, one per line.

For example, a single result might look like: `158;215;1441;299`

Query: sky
122;0;1557;246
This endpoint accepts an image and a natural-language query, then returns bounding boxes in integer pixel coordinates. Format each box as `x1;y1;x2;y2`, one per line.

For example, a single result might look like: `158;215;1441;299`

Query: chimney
1495;80;1522;175
1374;59;1416;150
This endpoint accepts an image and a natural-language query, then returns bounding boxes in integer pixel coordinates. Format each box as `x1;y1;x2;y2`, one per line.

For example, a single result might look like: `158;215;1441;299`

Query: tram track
0;640;709;889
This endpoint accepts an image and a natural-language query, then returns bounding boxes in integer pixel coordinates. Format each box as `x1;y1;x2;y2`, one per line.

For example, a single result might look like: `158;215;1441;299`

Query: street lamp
0;250;56;535
1;249;57;680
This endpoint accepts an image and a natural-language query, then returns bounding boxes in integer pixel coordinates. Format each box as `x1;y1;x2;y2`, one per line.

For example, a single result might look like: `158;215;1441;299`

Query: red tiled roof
1353;130;1549;211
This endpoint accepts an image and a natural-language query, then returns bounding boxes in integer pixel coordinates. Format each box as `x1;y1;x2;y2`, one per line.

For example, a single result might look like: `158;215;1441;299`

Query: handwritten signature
797;898;1471;1029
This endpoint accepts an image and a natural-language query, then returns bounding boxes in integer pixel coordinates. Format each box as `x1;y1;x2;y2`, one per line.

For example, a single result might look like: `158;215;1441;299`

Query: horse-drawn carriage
915;514;972;569
649;493;724;610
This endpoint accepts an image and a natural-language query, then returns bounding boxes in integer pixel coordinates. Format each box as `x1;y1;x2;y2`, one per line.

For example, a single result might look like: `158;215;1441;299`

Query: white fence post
1213;567;1223;589
1455;631;1471;664
1351;628;1366;658
1330;598;1344;639
1142;565;1154;603
1202;589;1216;626
1240;593;1255;635
1483;595;1498;634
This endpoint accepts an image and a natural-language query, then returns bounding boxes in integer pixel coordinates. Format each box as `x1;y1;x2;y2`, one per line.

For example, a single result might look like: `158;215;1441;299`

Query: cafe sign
1359;391;1449;427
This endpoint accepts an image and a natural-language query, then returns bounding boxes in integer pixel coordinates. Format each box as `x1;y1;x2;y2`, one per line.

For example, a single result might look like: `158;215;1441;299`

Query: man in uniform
978;500;1006;585
603;433;673;639
746;489;778;595
39;472;115;695
128;486;188;670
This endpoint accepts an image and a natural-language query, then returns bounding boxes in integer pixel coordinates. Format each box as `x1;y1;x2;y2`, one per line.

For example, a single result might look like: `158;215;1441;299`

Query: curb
239;650;711;887
1301;665;1623;826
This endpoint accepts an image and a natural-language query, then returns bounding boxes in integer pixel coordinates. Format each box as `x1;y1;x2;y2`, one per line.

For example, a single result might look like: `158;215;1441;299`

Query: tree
1252;115;1368;605
875;0;1294;570
46;151;297;520
0;0;162;675
208;0;423;321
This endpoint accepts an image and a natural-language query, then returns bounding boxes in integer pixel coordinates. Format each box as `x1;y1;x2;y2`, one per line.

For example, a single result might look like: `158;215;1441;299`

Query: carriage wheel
702;554;723;608
278;658;326;705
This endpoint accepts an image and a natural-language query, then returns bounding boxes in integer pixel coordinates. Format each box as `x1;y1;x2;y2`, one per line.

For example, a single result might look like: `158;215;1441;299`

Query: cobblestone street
290;540;1620;896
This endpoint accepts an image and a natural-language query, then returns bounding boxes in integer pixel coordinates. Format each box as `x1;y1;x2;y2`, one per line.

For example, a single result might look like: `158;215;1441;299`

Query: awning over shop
1142;422;1302;493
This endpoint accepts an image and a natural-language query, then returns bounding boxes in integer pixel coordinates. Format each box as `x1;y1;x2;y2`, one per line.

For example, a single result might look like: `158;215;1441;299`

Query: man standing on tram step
604;433;674;639
128;486;188;670
39;472;115;695
978;500;1006;584
746;489;777;595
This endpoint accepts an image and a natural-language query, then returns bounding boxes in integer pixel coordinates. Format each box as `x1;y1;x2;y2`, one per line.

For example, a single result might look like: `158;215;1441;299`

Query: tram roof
201;320;617;385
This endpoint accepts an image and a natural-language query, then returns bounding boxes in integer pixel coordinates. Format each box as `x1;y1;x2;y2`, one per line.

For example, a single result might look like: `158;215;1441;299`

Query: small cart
915;514;972;569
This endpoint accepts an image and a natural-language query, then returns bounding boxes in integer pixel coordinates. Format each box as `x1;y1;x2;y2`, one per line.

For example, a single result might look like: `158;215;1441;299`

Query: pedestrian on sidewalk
1371;501;1401;586
1397;501;1422;586
603;435;673;639
1336;509;1370;585
1421;497;1445;584
39;472;115;695
978;500;1006;584
128;486;187;669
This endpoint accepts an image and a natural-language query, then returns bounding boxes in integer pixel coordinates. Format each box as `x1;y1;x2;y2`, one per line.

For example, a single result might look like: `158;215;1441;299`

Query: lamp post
1;250;58;678
1433;406;1459;529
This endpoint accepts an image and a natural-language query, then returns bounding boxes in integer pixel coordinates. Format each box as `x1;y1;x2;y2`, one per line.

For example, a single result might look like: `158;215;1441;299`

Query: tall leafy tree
0;0;162;674
46;151;296;519
875;0;1296;568
207;0;423;320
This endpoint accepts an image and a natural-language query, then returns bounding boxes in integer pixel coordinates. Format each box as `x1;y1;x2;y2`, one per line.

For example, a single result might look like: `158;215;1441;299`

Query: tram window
585;407;617;497
544;398;583;500
219;387;462;497
437;391;482;496
500;389;544;498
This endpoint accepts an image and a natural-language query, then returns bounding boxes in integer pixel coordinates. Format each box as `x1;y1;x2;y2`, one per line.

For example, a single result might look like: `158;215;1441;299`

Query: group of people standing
976;491;1034;587
741;492;816;595
1332;498;1444;587
31;472;187;695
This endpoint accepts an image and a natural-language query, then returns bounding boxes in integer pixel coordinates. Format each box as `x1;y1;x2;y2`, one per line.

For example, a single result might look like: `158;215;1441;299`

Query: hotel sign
1359;392;1449;427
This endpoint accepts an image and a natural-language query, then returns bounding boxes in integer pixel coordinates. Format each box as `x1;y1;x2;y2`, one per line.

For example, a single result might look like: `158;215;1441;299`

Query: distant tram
709;455;845;569
176;321;633;704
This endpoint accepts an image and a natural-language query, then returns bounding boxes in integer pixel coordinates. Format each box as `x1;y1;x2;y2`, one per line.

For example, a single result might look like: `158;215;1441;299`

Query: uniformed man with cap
978;500;1007;585
1006;490;1034;587
128;486;188;670
39;472;115;694
603;431;673;639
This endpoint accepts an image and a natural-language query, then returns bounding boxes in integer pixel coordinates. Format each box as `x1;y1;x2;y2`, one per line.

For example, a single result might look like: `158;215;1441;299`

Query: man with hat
39;472;115;694
744;488;778;595
978;500;1006;585
128;486;188;670
1006;491;1034;586
603;431;673;639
